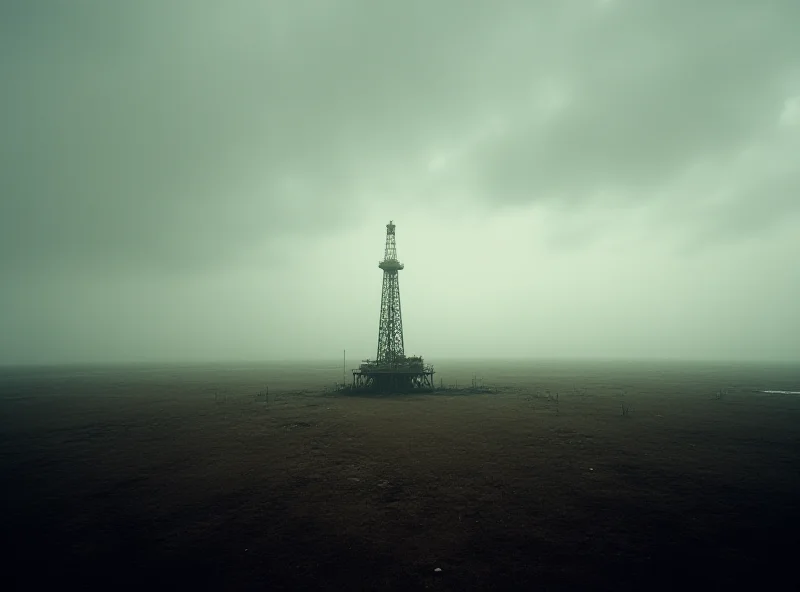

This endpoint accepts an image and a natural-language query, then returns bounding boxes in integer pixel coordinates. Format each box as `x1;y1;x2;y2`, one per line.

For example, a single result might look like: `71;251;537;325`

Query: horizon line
1;355;798;369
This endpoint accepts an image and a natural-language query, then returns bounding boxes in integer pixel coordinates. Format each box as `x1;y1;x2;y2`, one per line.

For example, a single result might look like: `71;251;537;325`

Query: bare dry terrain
2;360;799;590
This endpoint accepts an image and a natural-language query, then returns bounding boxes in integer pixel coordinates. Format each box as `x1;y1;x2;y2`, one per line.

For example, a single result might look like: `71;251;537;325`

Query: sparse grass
2;364;799;590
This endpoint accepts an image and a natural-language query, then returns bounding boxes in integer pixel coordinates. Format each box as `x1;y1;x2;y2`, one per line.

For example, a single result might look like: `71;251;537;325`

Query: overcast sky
1;0;799;365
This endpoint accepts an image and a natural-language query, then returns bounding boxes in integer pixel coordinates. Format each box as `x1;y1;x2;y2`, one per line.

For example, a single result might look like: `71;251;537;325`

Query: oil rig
351;221;435;392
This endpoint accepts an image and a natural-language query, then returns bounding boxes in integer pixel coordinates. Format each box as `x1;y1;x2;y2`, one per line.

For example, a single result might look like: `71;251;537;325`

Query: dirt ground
2;362;799;590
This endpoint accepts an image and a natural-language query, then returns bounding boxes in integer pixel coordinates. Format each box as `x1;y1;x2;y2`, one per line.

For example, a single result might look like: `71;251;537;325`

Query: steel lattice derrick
376;221;405;366
377;271;404;365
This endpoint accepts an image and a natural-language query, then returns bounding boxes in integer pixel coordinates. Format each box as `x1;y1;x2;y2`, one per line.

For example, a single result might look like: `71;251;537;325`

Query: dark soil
2;363;799;590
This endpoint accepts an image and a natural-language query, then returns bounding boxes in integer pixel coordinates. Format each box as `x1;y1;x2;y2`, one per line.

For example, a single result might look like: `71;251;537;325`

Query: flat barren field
2;361;799;590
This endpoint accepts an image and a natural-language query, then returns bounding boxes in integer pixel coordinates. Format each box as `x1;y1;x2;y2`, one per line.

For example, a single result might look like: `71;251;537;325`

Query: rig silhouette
351;221;435;392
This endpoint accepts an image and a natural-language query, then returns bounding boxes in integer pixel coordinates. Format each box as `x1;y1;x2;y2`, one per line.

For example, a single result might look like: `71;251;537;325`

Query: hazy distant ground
2;360;799;591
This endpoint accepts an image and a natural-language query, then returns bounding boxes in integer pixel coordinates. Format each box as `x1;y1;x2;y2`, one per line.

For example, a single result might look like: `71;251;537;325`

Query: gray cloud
442;3;799;200
2;0;794;274
1;0;798;364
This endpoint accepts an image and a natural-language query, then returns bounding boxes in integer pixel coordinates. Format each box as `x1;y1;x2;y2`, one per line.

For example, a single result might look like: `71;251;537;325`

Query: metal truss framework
351;221;434;393
376;221;404;365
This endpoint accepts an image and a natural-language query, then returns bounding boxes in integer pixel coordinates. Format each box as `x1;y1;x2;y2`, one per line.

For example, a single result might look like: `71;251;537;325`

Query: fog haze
1;0;799;365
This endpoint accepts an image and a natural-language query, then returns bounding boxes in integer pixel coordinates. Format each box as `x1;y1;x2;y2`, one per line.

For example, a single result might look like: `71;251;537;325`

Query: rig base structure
352;355;435;393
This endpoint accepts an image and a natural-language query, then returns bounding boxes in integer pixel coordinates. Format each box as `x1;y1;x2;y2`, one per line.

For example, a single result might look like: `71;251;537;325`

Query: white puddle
761;390;800;395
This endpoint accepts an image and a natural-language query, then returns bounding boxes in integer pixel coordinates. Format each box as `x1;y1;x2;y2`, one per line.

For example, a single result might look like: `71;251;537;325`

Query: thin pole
343;349;346;386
